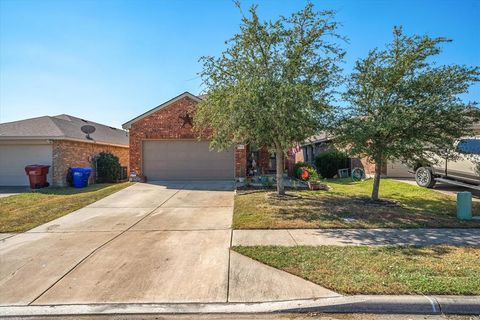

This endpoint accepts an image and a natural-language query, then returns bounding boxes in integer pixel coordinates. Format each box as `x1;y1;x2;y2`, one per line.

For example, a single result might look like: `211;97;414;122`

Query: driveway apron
0;181;234;305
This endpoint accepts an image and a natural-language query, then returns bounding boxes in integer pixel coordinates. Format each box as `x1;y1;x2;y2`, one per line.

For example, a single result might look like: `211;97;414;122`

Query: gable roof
0;114;128;146
122;91;201;129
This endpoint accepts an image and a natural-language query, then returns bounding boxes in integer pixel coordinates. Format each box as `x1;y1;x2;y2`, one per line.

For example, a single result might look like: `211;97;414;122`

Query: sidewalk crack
287;230;299;246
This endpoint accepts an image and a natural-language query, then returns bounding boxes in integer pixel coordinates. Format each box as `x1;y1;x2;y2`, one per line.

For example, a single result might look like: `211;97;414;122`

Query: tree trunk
275;146;285;196
371;157;382;201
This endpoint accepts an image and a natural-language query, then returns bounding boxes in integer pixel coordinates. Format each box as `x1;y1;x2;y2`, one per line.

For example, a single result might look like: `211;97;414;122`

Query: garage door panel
0;144;52;186
142;140;234;180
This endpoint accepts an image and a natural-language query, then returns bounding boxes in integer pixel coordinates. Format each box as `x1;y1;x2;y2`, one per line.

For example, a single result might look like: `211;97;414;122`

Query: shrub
314;151;349;179
94;152;122;183
294;161;315;179
294;162;319;181
303;166;319;181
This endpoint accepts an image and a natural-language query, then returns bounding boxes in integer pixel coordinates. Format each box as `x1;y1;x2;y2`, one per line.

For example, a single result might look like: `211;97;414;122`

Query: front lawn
234;245;480;295
233;179;480;229
0;182;131;232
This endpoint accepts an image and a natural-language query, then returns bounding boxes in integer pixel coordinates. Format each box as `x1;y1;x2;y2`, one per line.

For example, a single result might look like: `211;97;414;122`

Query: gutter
0;295;478;316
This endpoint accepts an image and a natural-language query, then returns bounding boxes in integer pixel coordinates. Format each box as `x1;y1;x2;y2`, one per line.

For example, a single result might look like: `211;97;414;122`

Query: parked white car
415;137;480;189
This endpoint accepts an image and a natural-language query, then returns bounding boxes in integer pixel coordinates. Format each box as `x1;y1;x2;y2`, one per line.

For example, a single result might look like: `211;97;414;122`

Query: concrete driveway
1;180;337;307
0;181;234;305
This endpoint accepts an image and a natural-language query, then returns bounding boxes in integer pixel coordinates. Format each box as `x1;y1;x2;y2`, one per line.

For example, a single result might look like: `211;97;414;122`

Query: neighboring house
296;133;411;178
298;122;480;178
0;114;129;186
123;91;293;180
294;133;333;165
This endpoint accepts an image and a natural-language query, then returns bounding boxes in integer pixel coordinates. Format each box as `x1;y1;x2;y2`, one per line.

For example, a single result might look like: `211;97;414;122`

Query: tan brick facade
52;140;129;186
128;95;247;178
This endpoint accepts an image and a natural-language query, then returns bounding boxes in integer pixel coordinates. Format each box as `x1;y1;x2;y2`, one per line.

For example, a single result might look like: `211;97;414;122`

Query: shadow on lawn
32;183;118;196
298;229;480;247
387;246;454;257
268;190;480;228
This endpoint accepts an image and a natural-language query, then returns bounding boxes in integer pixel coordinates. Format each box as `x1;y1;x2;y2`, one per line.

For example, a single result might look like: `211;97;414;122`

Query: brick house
123;92;293;180
0;115;129;186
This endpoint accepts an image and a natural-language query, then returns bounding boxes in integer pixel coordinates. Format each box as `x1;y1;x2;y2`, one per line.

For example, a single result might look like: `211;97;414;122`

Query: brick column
235;144;247;177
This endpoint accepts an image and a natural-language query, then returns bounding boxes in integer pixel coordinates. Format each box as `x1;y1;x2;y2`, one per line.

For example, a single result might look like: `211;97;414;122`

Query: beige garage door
0;143;52;186
142;140;234;180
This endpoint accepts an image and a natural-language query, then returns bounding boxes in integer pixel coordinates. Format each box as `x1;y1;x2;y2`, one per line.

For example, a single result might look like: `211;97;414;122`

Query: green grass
0;182;132;232
234;245;480;295
233;178;480;229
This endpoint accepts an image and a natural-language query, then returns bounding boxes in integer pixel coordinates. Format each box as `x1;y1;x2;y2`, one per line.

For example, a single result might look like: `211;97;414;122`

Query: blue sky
1;0;479;128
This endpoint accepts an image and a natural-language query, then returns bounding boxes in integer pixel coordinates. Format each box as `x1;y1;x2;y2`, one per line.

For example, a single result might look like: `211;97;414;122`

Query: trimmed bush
94;152;122;183
314;151;349;179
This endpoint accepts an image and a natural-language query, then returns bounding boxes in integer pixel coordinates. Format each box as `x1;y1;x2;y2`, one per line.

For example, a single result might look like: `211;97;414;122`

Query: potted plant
308;179;322;190
302;167;326;190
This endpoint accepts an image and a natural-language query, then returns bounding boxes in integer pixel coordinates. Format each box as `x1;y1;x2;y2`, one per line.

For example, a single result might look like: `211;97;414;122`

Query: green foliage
294;161;315;179
94;152;122;183
332;26;480;200
234;246;480;295
305;166;320;181
194;2;345;194
314;151;349;179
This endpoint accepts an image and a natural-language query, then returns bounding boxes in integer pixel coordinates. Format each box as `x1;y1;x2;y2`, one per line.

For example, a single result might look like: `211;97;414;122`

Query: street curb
0;295;479;317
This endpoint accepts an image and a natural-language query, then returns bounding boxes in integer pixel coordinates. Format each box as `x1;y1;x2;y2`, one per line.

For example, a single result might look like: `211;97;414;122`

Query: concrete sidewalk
232;228;480;247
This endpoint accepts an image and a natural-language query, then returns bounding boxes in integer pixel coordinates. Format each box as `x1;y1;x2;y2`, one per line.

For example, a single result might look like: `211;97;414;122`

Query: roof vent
80;118;88;123
109;126;117;130
81;125;96;140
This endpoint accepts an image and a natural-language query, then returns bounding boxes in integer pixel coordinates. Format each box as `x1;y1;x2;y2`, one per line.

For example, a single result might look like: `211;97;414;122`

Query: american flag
291;143;301;154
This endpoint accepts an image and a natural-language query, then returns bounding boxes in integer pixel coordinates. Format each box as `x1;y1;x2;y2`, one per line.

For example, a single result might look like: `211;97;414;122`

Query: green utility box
457;192;472;220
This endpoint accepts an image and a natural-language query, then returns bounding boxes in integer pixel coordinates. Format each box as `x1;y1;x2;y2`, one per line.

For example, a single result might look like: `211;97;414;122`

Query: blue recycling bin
71;168;92;188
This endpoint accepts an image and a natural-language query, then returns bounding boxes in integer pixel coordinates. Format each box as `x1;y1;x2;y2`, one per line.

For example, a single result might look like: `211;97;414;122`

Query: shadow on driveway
145;180;236;191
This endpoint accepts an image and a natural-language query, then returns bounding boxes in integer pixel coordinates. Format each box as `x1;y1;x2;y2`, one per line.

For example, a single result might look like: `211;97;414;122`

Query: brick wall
235;145;248;177
128;96;246;177
350;156;386;177
258;147;271;173
52;140;129;186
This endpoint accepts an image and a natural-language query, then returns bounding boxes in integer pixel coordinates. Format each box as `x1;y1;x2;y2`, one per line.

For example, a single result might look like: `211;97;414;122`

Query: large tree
194;2;345;195
333;27;479;201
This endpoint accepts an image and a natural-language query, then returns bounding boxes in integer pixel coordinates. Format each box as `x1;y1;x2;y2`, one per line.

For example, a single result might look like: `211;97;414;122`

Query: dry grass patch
233;179;480;229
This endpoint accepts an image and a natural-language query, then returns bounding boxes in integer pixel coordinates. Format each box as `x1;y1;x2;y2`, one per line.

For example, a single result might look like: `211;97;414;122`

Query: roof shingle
0;114;128;146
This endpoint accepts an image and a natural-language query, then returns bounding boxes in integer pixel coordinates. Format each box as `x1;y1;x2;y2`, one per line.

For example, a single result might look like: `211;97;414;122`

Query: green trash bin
457;192;472;220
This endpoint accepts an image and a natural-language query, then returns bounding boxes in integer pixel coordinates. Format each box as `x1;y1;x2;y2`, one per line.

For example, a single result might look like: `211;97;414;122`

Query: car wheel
415;167;436;188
